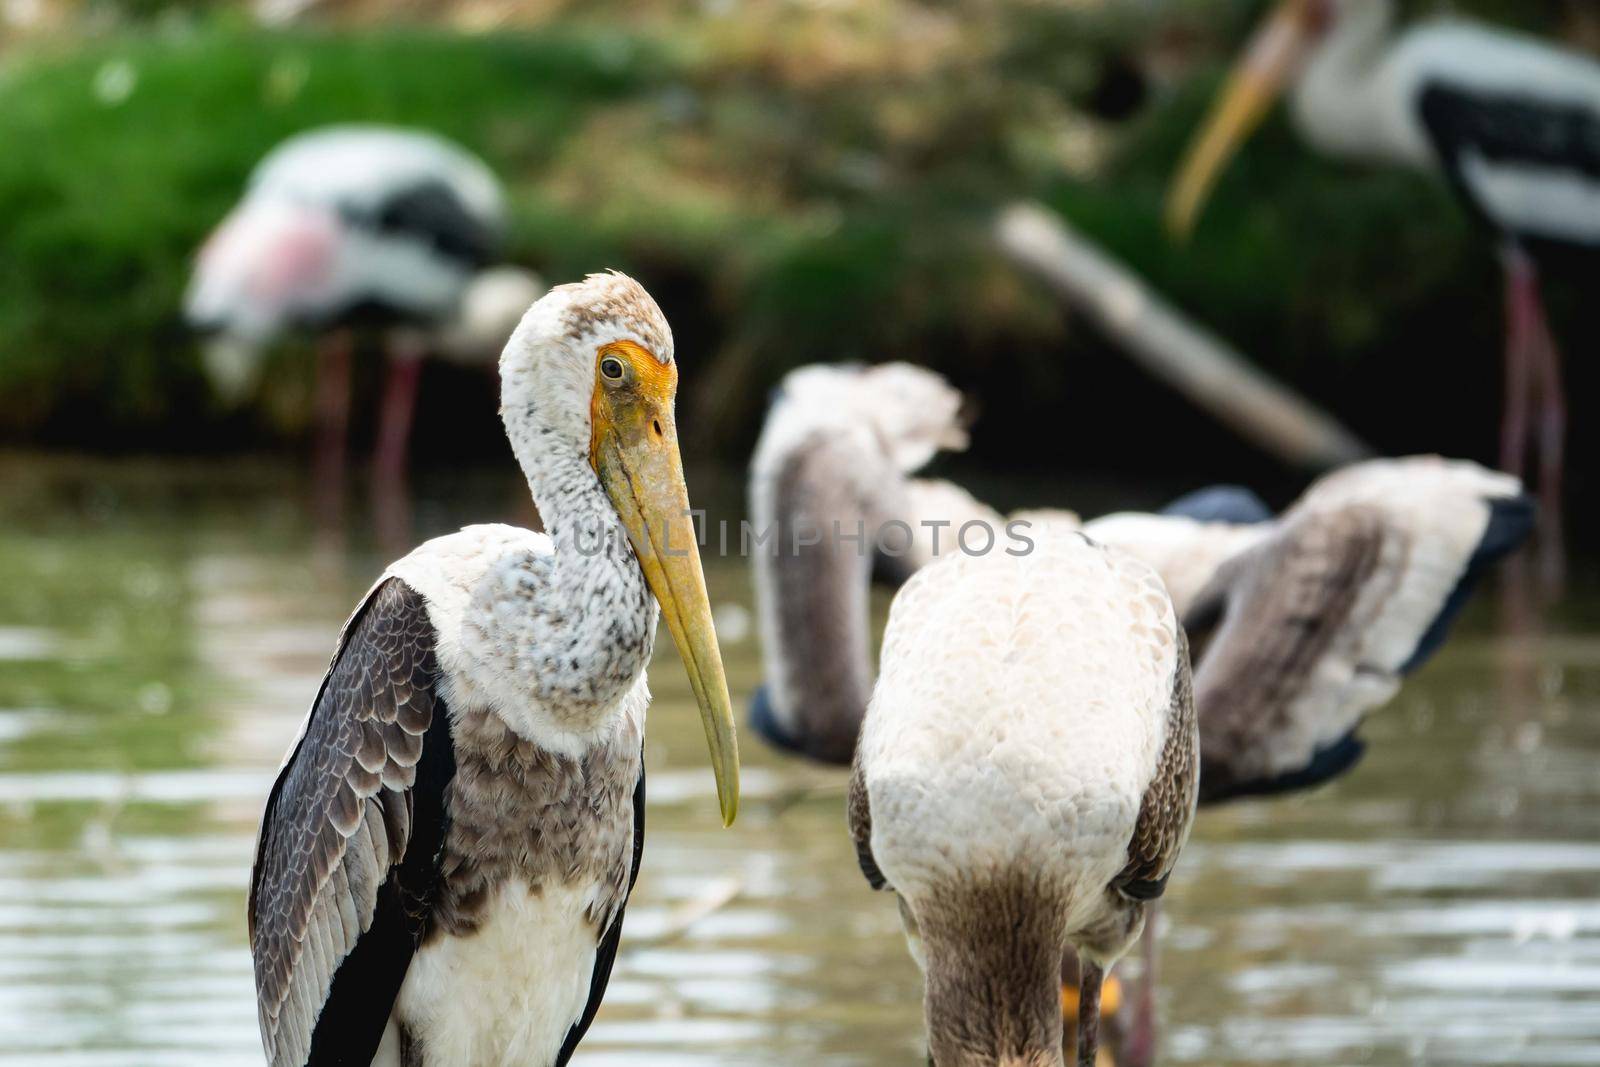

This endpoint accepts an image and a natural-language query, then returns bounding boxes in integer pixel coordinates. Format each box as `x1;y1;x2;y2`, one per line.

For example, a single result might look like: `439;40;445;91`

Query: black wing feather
250;578;454;1067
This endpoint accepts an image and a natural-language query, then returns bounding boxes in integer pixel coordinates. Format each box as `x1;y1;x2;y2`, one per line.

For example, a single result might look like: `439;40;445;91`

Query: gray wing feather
249;578;441;1067
1191;505;1393;801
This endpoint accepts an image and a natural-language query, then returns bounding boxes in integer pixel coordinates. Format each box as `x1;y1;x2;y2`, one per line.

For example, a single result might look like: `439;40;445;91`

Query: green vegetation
0;4;1591;477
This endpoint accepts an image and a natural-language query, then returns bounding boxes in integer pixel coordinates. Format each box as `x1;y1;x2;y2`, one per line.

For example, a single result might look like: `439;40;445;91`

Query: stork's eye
600;356;625;381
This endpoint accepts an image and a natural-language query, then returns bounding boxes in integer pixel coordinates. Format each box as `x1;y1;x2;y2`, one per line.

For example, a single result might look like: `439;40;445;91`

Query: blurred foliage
0;0;1592;486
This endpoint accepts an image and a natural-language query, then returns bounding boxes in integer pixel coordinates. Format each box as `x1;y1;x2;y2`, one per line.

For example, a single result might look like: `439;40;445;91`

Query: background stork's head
1165;0;1346;237
773;362;972;474
185;199;342;404
499;271;739;826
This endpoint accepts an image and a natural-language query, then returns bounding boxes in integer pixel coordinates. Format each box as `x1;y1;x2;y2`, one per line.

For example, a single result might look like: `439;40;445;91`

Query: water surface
1;455;1596;1066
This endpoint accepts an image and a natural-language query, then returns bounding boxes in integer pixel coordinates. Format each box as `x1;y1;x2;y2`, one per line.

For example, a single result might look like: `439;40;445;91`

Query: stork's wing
847;753;887;891
249;577;454;1067
1189;506;1392;804
1114;628;1198;901
1418;81;1600;238
367;179;500;267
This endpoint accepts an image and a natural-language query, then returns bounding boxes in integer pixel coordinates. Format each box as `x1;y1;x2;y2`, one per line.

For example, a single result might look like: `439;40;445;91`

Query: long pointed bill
1166;0;1319;238
595;394;740;827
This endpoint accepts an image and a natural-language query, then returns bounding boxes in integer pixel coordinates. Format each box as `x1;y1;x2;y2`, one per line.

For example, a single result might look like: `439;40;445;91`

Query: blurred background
2;1;1598;1064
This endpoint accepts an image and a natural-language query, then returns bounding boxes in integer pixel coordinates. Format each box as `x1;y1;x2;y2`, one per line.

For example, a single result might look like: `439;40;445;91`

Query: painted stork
849;530;1198;1067
186;125;544;490
248;272;739;1067
1166;0;1599;529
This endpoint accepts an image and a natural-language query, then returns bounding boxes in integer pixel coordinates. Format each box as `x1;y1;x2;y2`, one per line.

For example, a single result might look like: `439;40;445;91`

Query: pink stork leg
1499;245;1538;481
1524;270;1567;591
311;328;355;523
371;330;427;558
374;330;427;489
1500;244;1565;595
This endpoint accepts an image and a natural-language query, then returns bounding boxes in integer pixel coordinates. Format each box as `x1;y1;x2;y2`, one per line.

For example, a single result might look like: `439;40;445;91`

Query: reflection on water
1;455;1597;1066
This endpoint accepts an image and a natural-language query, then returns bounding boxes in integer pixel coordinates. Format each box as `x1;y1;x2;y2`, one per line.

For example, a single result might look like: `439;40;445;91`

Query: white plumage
1079;512;1269;617
188;126;510;345
862;536;1180;896
247;126;505;224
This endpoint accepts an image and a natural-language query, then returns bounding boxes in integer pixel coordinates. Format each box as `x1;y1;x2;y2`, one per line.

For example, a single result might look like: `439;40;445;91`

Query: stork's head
1165;0;1345;237
773;362;972;474
185;198;341;403
500;271;739;826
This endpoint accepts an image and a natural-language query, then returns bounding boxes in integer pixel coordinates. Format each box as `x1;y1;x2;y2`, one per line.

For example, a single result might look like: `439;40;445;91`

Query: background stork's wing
1114;629;1198;902
847;754;887;891
249;577;454;1067
1418;82;1600;234
556;758;646;1067
1191;506;1391;804
369;179;500;267
1083;511;1268;619
888;478;1005;578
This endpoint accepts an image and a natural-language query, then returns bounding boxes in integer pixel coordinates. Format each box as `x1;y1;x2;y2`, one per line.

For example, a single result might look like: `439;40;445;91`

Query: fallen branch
995;201;1372;471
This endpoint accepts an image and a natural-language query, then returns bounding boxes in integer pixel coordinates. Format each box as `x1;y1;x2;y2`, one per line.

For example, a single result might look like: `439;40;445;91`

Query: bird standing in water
187;125;543;494
850;532;1198;1067
248;273;738;1067
749;363;1533;1065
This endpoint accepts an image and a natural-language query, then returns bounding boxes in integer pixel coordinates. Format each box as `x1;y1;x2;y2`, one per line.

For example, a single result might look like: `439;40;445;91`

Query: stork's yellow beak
591;341;740;826
1166;0;1322;238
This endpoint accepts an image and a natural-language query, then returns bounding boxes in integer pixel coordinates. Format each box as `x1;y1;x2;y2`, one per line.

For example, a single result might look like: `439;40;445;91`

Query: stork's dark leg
1077;960;1104;1067
1499;245;1537;481
1122;904;1161;1067
312;328;355;523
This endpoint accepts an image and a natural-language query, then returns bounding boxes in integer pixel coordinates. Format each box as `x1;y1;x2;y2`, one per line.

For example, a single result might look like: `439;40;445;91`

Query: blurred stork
248;273;739;1067
1167;0;1600;531
747;363;973;763
748;362;1534;1066
849;531;1197;1067
186;125;543;492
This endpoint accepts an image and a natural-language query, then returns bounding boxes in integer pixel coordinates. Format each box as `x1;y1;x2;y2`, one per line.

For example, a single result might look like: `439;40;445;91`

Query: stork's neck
509;425;656;738
1292;0;1402;163
750;435;879;763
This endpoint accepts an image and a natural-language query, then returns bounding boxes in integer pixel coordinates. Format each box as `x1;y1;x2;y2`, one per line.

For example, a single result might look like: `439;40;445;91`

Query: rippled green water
1;454;1596;1066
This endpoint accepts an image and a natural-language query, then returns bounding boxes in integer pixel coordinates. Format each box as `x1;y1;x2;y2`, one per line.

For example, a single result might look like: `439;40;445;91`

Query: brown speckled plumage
430;706;642;939
553;272;674;363
251;272;688;1067
918;875;1069;1067
1114;626;1198;900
